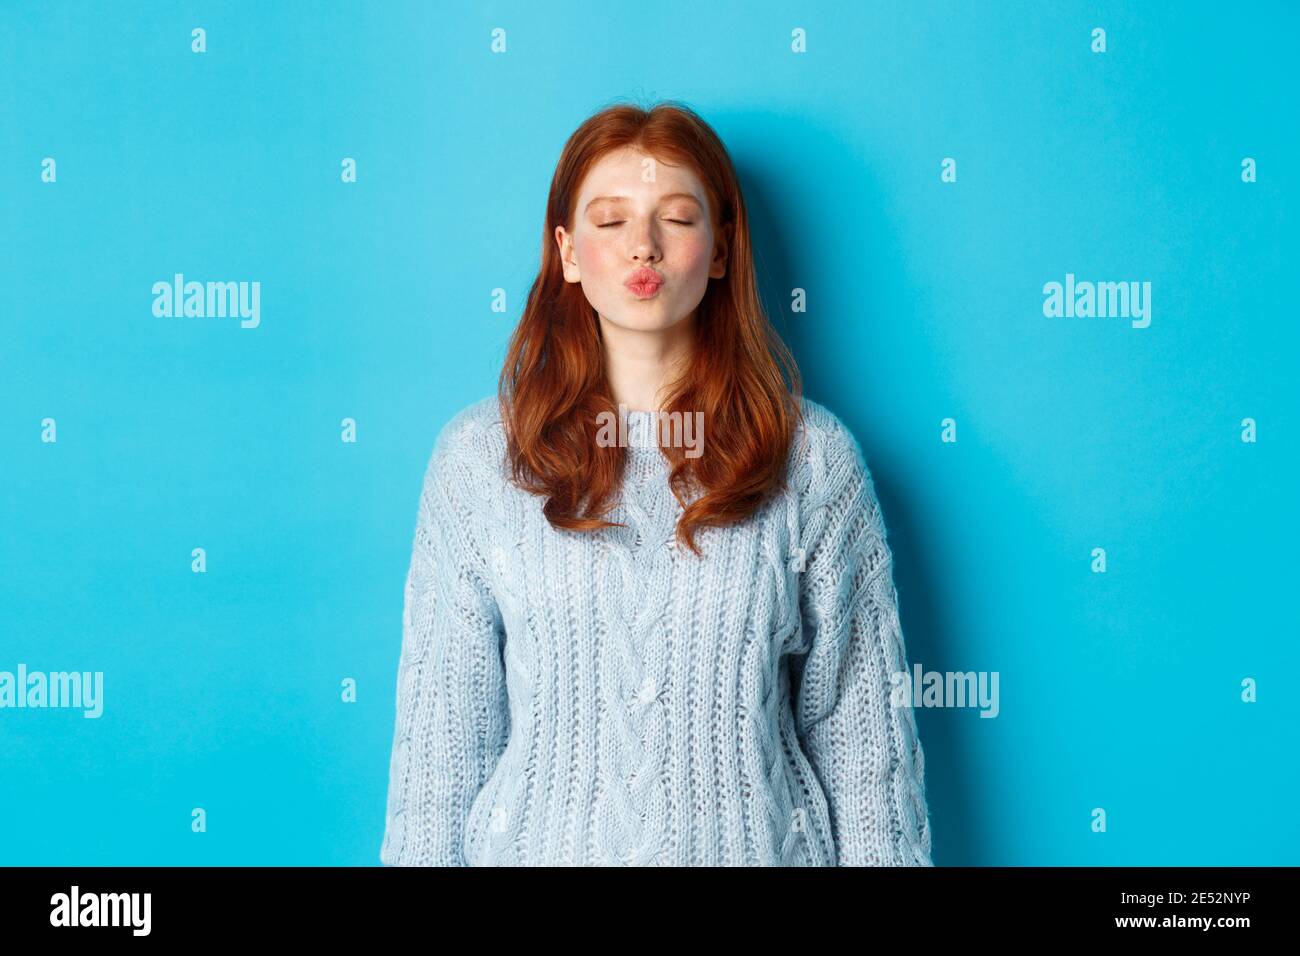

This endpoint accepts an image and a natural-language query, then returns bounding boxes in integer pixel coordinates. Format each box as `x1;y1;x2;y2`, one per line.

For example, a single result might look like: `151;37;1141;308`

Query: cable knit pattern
379;394;934;867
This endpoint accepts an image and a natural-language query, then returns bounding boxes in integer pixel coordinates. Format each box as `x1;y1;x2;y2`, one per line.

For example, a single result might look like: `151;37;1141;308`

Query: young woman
380;100;934;867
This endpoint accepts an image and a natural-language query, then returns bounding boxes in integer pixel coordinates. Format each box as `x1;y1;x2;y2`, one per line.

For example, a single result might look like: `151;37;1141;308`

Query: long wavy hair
498;99;803;557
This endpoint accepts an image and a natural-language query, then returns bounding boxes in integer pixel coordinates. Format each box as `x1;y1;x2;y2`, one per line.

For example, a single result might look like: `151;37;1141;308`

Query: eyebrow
585;192;703;212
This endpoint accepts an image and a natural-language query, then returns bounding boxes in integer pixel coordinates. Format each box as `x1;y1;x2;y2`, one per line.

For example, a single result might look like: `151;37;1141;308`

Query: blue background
1;0;1295;865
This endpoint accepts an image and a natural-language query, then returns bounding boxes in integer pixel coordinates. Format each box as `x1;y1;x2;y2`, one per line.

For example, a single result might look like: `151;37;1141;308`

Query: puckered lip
625;268;663;287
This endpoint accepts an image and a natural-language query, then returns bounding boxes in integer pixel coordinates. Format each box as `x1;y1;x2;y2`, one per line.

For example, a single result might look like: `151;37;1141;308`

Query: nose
628;220;661;263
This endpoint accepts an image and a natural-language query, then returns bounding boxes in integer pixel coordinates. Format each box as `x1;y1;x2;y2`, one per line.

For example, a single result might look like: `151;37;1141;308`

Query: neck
598;309;696;411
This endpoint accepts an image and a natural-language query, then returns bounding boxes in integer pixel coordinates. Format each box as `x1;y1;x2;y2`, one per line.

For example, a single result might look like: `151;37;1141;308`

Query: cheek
574;234;620;278
673;235;714;275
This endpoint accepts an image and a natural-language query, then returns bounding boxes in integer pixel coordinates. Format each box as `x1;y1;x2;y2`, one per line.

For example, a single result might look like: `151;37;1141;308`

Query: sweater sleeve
379;422;509;866
789;426;934;866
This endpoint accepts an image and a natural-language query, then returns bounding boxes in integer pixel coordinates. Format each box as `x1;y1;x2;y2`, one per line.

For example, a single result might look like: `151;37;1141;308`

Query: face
555;146;730;334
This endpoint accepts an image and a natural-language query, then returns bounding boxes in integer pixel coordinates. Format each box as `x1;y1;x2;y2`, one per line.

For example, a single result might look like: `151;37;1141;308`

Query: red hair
498;99;803;557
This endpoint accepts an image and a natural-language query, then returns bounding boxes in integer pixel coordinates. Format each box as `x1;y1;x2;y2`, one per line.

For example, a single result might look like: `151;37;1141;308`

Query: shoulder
436;393;503;448
786;394;896;555
425;394;507;485
788;394;874;509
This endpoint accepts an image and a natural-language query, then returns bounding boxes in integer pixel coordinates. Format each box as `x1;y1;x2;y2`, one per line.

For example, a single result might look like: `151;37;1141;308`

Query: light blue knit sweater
379;394;934;866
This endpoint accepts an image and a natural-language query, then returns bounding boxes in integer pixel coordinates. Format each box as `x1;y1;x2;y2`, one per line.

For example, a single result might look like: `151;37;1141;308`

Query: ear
709;221;732;279
555;225;580;283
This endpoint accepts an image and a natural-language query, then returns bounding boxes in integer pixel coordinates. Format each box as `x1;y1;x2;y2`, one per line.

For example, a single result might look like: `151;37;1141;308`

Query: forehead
577;147;707;209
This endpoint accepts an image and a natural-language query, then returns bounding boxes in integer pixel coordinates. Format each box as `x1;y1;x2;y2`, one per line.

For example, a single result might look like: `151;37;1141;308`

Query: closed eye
596;220;695;228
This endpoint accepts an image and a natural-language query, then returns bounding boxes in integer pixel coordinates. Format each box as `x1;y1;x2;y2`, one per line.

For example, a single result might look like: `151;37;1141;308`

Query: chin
610;317;665;333
602;306;668;329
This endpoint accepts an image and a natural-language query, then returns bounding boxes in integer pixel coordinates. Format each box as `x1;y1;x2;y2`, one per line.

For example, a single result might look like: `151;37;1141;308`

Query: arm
379;422;509;866
790;427;934;866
